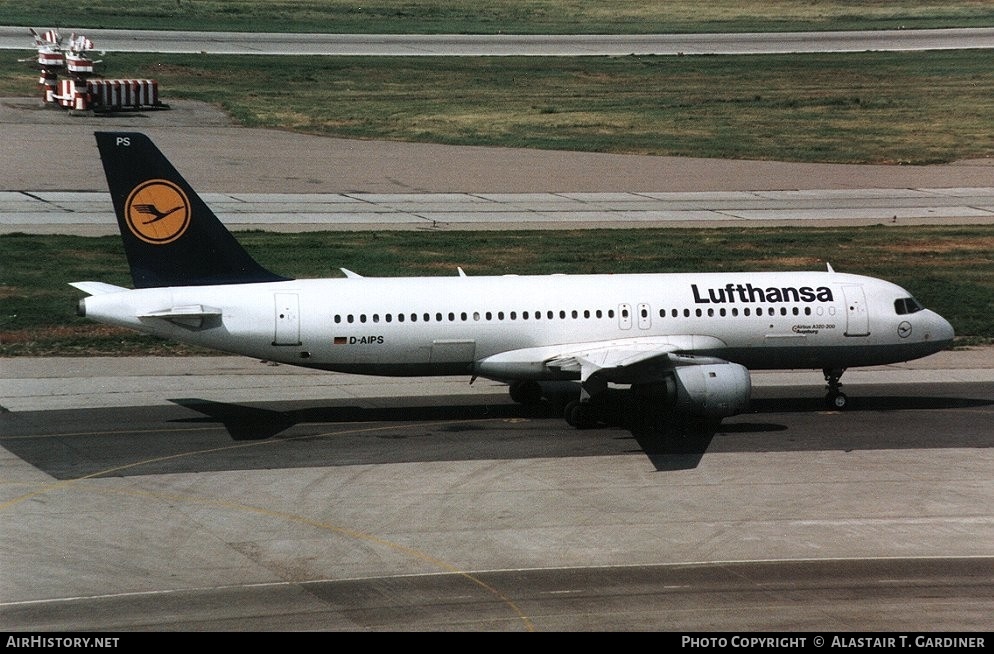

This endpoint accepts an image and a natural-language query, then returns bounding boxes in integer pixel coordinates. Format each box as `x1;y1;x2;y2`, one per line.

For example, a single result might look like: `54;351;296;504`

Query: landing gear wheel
564;400;596;429
823;368;848;410
827;391;848;410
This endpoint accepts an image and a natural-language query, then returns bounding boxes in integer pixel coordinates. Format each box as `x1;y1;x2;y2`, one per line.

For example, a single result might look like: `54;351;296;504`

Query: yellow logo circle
124;180;191;244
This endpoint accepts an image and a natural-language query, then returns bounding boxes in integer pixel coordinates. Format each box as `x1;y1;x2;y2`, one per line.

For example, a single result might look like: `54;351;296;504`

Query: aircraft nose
929;311;955;347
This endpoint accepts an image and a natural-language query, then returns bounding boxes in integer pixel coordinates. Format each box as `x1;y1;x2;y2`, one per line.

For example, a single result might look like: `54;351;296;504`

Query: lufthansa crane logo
124;179;191;244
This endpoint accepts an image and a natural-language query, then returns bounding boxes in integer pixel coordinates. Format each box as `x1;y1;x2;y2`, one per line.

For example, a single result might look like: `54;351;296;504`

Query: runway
4;26;994;56
2;354;993;630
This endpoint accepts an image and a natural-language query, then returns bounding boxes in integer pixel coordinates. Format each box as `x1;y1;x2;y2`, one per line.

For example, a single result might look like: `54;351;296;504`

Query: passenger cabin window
895;297;924;315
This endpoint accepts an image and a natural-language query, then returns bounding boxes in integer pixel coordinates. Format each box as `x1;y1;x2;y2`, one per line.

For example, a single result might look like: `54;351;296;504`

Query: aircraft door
273;292;301;345
842;285;870;337
618;303;632;330
637;303;652;330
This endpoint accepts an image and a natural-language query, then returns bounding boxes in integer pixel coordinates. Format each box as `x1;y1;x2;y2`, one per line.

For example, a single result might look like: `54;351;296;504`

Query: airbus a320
72;132;955;430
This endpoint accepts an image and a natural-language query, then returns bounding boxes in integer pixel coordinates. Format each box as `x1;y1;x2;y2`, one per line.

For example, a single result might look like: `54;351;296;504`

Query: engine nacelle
636;363;751;418
672;362;751;417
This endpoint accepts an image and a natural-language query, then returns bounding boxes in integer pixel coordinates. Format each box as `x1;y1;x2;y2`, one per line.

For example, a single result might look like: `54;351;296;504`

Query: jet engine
634;363;751;418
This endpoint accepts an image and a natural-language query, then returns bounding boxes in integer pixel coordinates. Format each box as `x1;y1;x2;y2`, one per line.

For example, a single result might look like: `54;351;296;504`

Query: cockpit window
894;297;924;315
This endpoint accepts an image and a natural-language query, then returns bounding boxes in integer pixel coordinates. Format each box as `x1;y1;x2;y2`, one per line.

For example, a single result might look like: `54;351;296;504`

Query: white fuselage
79;270;954;382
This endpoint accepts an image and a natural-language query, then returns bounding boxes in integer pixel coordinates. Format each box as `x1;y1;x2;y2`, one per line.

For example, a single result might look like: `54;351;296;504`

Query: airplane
72;132;955;430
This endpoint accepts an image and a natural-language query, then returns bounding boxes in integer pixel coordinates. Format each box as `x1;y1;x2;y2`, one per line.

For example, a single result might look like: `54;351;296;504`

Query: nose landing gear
823;368;847;409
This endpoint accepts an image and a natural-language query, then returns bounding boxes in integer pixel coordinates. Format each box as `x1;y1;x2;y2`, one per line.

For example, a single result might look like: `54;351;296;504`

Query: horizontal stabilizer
69;281;128;296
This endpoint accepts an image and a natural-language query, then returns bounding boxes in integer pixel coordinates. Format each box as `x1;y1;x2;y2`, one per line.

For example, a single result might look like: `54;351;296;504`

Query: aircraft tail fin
94;132;289;288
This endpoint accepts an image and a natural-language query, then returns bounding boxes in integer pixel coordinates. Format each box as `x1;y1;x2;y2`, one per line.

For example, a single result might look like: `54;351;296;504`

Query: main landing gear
508;380;600;428
563;399;597;429
823;368;848;409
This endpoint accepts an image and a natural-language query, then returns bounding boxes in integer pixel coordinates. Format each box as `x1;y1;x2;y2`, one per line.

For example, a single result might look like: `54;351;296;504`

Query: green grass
2;226;992;355
4;50;994;164
2;0;993;34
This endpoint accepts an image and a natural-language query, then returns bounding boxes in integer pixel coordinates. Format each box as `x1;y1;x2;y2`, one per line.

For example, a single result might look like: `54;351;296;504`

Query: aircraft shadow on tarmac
168;396;728;472
4;388;990;479
163;388;992;472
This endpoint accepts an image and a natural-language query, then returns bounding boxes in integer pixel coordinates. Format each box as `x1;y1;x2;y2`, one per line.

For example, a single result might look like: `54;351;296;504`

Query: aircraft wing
476;334;729;394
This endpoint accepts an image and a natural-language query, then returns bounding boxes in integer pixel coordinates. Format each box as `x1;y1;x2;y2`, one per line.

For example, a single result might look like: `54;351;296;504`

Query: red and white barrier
38;71;58;103
36;49;64;68
29;29;165;112
87;79;160;108
52;79;162;111
55;79;89;110
65;54;94;75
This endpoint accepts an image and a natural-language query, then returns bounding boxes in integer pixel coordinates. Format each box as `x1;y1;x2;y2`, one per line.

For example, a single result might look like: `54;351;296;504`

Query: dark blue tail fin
95;132;289;288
